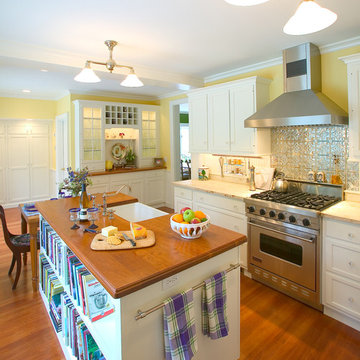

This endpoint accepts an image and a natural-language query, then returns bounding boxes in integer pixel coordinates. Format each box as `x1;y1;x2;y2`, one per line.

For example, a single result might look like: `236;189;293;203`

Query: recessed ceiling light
40;69;48;72
22;89;31;93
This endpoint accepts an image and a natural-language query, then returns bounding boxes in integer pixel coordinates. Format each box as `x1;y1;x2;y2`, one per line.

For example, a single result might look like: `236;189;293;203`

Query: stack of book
62;294;105;360
66;250;115;322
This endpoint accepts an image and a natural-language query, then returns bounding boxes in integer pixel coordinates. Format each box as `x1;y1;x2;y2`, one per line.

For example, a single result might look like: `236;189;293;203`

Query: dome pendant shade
283;0;337;35
120;71;144;87
224;0;269;5
74;62;101;83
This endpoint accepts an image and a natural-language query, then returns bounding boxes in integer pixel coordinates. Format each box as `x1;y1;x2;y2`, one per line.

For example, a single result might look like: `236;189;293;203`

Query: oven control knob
289;215;296;223
303;218;311;227
248;206;255;213
260;208;266;216
278;213;285;220
269;210;276;218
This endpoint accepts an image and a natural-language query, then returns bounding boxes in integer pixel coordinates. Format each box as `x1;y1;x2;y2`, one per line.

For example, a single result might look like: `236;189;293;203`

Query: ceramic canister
198;166;210;180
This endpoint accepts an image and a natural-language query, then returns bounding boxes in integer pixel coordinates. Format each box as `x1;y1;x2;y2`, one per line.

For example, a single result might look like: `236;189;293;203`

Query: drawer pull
348;233;355;238
348;297;354;303
348;261;354;267
233;205;238;209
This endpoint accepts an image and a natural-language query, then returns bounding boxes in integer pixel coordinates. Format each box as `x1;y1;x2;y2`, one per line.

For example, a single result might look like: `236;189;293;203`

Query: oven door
248;218;317;291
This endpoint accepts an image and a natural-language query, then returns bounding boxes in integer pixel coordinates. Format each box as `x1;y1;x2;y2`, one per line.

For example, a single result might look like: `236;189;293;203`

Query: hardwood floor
1;207;360;359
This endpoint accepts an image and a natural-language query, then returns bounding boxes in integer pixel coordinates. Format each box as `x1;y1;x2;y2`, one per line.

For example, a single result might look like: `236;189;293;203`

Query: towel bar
135;263;240;320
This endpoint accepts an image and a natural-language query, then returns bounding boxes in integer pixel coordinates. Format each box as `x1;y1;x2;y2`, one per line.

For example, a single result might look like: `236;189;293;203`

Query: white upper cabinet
188;93;208;153
188;76;271;155
342;53;360;160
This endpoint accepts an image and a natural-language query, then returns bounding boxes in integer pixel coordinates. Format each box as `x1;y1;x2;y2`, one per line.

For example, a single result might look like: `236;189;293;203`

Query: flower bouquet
58;167;92;197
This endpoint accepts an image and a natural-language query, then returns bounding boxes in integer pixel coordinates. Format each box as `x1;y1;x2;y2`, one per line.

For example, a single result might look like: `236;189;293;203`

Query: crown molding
319;35;360;54
0;91;58;101
157;89;188;100
68;90;158;102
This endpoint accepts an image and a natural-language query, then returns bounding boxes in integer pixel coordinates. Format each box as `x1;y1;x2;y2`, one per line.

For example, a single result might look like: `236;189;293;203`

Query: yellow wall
0;97;56;119
159;45;360;167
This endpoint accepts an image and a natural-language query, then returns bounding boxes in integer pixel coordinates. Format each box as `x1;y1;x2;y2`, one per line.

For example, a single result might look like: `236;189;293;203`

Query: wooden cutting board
90;230;155;250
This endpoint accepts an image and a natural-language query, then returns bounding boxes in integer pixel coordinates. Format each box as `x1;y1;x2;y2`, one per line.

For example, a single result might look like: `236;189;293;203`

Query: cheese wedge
130;222;147;240
101;226;118;237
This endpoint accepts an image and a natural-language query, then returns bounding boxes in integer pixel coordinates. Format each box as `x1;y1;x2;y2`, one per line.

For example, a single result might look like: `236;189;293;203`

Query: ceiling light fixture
224;0;269;6
74;40;144;87
22;89;31;93
283;0;337;35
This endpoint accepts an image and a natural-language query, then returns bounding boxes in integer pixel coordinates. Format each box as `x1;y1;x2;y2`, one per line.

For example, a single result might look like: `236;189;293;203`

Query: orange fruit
194;210;206;220
180;221;189;235
172;213;183;223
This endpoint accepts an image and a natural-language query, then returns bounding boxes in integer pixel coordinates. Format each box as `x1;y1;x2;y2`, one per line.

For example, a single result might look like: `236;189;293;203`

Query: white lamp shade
224;0;269;5
120;73;144;87
283;0;337;35
74;65;101;83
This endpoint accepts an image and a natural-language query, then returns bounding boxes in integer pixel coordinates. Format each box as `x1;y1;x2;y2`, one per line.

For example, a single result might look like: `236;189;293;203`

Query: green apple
183;209;195;223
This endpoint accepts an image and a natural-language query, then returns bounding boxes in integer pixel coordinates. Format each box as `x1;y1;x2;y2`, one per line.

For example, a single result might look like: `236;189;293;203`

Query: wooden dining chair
0;205;39;289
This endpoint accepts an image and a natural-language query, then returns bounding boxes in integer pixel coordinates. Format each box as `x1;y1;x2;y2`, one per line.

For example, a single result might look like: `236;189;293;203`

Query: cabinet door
189;94;208;153
146;174;164;206
30;130;50;200
128;178;144;203
230;85;256;153
208;89;230;153
7;134;31;202
347;62;360;159
174;197;193;214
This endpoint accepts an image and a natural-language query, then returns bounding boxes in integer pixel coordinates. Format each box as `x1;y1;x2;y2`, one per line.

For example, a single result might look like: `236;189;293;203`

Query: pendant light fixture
224;0;269;5
74;40;144;87
283;0;337;35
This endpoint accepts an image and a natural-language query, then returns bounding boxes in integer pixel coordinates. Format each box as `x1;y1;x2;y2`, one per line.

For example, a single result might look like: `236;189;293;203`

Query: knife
122;232;136;247
84;228;100;234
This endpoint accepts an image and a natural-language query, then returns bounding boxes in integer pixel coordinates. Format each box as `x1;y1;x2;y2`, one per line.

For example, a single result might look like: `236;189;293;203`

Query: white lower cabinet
174;185;248;270
88;170;165;207
323;217;360;331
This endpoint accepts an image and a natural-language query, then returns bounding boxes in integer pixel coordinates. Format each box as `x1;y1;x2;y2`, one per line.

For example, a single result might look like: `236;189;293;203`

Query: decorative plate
111;143;126;161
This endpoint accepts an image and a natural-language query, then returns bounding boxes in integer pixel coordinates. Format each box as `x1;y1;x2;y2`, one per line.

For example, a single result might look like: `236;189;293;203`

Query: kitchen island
36;198;246;360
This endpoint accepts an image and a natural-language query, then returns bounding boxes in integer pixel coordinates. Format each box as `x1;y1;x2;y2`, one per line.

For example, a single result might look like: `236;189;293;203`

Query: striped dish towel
202;271;229;339
163;289;198;360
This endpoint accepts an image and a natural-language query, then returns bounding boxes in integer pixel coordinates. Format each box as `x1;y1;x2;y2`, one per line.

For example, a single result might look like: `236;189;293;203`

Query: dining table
19;192;138;292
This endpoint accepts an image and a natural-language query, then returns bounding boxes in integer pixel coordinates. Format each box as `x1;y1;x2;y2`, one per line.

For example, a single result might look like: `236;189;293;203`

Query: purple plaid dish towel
202;271;229;339
163;289;198;360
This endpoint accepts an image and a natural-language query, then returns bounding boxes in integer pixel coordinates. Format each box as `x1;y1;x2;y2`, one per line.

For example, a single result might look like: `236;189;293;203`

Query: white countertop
173;179;260;200
321;201;360;224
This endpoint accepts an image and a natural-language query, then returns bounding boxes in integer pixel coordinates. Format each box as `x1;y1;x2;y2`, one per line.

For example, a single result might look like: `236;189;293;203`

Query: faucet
102;184;132;216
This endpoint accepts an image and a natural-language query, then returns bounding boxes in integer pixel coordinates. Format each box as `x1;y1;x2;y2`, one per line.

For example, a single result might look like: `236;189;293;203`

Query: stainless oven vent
244;43;348;128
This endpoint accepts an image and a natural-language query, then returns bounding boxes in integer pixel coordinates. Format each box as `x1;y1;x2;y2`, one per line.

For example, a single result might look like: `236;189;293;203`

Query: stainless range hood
244;43;348;128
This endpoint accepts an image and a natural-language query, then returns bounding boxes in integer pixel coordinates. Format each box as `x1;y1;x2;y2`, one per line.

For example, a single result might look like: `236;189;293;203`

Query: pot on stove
273;172;289;193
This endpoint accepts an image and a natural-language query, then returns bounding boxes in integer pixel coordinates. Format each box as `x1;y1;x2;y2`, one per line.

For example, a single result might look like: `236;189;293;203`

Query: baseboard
324;305;360;332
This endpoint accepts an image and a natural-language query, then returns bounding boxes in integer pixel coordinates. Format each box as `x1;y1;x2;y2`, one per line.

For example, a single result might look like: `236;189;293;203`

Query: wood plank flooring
1;207;360;359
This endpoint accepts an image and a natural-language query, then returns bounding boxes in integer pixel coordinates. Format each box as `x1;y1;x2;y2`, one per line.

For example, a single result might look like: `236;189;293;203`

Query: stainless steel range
245;180;343;310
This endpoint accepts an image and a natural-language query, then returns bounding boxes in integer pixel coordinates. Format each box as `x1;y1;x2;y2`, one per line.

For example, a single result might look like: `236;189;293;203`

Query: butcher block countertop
173;179;260;200
90;166;166;177
36;197;246;299
321;201;360;224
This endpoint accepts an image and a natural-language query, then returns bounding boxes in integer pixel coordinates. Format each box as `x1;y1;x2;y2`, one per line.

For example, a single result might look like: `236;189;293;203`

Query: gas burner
250;191;340;211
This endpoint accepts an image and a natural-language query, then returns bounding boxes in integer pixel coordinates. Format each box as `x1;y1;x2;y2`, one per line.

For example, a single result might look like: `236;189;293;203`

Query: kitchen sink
110;202;168;222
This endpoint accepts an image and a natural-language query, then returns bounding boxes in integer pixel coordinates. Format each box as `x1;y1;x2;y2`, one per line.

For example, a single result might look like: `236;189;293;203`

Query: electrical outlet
162;275;179;290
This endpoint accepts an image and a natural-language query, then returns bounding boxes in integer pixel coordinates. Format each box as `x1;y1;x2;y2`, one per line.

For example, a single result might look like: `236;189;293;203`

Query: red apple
180;207;191;214
190;217;201;224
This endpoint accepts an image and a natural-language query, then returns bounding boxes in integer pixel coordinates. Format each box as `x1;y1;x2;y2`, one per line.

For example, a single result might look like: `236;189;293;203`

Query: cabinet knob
348;261;354;267
348;233;355;238
348;297;354;303
200;197;204;201
181;192;184;196
234;225;239;231
233;205;238;209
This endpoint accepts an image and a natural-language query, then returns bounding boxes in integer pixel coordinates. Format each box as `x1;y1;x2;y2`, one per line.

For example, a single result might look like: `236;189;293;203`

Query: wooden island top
36;197;246;299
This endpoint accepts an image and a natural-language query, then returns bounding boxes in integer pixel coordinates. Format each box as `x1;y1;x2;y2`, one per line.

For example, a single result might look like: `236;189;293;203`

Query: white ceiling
0;0;359;100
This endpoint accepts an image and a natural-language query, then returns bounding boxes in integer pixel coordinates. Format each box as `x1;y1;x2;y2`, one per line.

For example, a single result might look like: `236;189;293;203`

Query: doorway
55;113;69;188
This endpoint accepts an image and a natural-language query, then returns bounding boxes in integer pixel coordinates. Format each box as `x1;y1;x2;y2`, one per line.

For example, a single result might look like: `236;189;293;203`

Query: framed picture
154;158;165;167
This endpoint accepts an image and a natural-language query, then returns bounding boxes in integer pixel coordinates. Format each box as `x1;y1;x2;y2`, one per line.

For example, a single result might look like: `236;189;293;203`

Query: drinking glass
107;208;115;220
87;207;99;229
69;208;80;230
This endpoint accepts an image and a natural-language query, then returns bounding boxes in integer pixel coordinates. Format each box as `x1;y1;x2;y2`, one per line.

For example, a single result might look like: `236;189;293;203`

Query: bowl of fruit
170;207;210;239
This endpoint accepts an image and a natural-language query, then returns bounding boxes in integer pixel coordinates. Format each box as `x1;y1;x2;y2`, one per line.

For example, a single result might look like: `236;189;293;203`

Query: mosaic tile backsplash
271;125;360;191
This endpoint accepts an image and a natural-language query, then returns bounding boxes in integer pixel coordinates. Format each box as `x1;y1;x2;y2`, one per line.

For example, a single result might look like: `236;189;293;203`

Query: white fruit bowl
170;214;211;239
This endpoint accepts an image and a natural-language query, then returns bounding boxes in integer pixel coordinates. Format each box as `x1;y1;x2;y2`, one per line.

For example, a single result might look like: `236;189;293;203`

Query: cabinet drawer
324;219;360;245
193;191;245;214
325;273;360;320
174;186;193;200
326;240;360;281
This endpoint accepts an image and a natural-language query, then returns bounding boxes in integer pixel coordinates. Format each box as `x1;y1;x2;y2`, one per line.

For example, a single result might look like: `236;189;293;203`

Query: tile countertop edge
173;179;260;200
321;201;360;224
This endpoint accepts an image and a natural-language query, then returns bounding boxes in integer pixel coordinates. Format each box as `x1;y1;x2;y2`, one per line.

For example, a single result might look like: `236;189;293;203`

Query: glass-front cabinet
74;100;159;171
